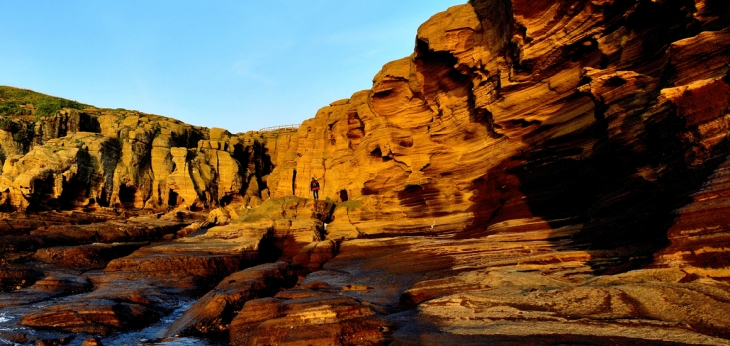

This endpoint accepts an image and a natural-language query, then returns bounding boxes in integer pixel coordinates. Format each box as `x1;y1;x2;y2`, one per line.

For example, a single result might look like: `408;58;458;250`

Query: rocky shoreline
2;0;730;344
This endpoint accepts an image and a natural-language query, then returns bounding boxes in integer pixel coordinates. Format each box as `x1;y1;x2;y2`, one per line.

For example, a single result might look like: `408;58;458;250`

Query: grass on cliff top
0;86;87;120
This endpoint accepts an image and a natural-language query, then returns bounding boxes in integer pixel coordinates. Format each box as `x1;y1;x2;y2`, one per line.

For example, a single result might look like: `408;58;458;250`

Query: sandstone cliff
0;88;278;213
1;0;730;344
237;0;730;343
260;0;730;275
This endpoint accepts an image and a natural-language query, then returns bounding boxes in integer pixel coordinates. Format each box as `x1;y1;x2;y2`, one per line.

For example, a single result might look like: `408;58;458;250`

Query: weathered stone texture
2;0;730;344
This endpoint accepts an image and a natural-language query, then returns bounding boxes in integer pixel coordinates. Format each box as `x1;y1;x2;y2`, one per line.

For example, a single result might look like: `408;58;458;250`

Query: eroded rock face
257;0;729;253
1;0;730;344
0;102;276;212
253;0;730;281
230;0;730;343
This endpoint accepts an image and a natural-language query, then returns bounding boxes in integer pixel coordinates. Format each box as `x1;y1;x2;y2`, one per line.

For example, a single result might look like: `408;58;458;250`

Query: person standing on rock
310;177;320;200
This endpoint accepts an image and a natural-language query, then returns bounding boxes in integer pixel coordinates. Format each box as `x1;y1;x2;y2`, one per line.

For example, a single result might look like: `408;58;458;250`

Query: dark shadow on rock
464;94;728;275
397;184;449;219
232;139;274;199
257;229;283;263
456;0;728;275
387;310;687;346
304;240;458;315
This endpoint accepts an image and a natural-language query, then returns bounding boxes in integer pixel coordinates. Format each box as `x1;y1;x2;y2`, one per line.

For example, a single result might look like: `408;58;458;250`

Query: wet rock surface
0;198;334;343
164;261;297;338
1;0;730;344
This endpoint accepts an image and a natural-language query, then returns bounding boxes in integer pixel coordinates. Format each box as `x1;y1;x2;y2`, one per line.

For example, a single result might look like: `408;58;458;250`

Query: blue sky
0;1;465;133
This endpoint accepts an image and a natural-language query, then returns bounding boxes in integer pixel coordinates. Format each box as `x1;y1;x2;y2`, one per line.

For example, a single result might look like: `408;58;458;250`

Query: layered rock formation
0;98;276;213
1;0;730;345
232;0;730;343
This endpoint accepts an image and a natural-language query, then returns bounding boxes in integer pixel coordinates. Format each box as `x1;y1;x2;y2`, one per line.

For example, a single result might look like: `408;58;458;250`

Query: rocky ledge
1;0;730;345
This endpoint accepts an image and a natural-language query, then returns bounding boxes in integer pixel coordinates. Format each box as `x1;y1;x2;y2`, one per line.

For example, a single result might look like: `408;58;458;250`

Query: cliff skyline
1;0;730;345
0;1;464;133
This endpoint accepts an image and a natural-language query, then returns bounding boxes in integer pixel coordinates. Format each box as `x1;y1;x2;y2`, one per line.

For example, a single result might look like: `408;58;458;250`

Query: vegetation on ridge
0;86;87;120
0;86;87;148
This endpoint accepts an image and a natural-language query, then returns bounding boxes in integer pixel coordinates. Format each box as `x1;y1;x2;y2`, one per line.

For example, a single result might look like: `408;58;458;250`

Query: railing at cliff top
259;124;300;132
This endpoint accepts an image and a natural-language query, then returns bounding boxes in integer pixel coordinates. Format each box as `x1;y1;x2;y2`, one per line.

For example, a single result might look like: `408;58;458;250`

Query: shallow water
0;298;224;346
0;309;33;346
101;299;226;346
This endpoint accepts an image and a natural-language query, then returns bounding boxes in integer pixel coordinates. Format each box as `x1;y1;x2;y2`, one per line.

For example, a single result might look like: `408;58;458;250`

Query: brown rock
21;298;162;334
402;268;730;343
18;270;184;334
233;196;334;260
15;195;334;336
0;210;110;237
16;209;305;335
0;272;92;308
103;245;252;292
0;96;274;212
229;289;391;346
29;217;186;246
18;223;266;334
3;0;730;345
0;266;42;292
164;261;296;337
0;234;42;253
654;152;730;278
291;240;337;271
33;242;146;269
296;234;730;344
81;337;103;346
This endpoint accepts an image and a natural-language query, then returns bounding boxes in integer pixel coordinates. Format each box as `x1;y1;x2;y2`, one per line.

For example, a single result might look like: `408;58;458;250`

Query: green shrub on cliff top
0;101;30;117
34;98;84;119
0;86;86;119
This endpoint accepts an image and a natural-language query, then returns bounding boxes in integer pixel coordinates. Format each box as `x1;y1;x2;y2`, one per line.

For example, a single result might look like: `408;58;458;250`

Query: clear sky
0;1;465;133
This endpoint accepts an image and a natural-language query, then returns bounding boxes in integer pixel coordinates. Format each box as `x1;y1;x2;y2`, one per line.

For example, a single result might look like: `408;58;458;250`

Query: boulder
164;261;296;337
229;289;391;346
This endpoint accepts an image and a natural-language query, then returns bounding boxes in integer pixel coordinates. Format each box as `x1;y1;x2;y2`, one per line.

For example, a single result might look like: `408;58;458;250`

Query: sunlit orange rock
2;0;730;344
